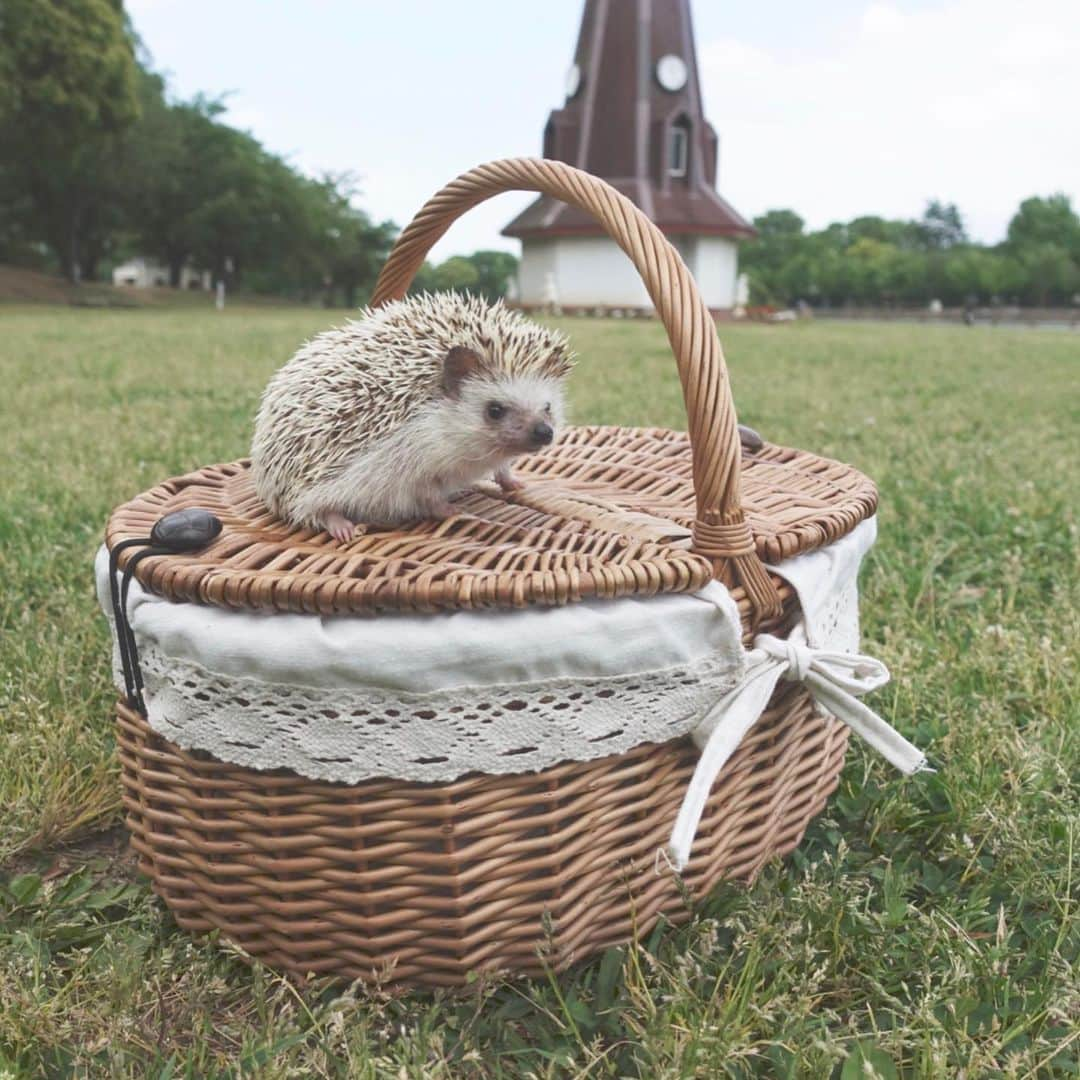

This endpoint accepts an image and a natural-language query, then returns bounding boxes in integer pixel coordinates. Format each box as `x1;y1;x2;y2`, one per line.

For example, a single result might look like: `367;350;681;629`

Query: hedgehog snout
485;403;557;454
503;413;555;453
530;422;554;448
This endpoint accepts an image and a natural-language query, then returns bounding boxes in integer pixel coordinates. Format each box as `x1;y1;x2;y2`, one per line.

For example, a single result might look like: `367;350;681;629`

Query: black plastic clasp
149;507;223;551
738;424;765;453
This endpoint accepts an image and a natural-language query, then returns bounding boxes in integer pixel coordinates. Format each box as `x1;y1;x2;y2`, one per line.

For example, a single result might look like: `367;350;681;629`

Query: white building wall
112;258;211;290
688;236;739;310
516;234;738;309
516;239;560;306
113;257;168;288
518;237;651;308
555;237;652;307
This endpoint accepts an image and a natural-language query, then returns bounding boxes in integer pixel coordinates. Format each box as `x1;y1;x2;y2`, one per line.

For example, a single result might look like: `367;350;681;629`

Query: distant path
814;315;1079;331
813;307;1079;332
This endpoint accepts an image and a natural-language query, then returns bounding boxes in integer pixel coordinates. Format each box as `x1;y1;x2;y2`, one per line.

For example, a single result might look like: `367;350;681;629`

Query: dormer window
669;120;690;178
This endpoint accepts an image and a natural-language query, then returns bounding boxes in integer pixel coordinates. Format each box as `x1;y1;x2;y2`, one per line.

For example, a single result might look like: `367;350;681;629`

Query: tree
122;72;208;286
183;125;277;286
1;15;398;298
0;20;16;124
978;251;1025;302
842;237;901;303
465;250;518;300
127;87;297;291
403;252;519;300
917;201;967;250
432;257;480;292
407;261;440;295
1006;195;1080;258
123;93;398;303
0;0;139;280
0;162;38;266
738;196;1074;309
848;216;909;247
739;210;805;303
751;209;804;240
324;199;397;307
1018;243;1079;306
1003;196;1080;305
280;171;401;307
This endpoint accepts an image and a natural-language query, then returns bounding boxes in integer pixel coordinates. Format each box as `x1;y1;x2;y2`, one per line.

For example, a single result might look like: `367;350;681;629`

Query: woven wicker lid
104;159;877;621
104;425;875;617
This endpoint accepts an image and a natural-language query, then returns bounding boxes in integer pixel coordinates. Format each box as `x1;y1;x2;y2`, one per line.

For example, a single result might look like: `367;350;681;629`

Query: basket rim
104;424;876;621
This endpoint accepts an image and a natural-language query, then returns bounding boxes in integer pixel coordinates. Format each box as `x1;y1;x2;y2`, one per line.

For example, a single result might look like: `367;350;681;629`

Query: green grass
0;307;1077;1077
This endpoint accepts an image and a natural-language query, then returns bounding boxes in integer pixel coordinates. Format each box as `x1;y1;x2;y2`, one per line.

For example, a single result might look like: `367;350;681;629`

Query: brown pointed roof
503;0;754;240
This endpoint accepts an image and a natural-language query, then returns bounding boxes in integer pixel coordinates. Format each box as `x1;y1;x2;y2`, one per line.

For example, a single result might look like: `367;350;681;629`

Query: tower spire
503;0;753;241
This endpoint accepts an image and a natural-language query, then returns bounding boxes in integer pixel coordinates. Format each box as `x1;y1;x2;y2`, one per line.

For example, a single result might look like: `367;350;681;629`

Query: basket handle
371;157;780;621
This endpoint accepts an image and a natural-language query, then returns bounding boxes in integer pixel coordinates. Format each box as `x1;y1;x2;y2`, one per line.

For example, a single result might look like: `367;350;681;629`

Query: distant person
963;294;977;327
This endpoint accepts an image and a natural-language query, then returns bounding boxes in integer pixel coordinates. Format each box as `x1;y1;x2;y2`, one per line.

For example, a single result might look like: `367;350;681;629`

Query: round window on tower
656;54;688;92
565;63;582;99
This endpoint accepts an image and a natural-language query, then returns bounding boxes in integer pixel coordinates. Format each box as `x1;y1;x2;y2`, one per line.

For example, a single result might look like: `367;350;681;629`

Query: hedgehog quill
251;293;575;540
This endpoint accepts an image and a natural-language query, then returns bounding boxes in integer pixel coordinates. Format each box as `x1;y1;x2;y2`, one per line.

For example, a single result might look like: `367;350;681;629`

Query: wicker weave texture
116;679;848;988
105;426;875;621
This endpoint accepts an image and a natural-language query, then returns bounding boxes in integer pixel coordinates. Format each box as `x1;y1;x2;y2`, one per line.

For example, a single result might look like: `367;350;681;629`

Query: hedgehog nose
531;421;554;447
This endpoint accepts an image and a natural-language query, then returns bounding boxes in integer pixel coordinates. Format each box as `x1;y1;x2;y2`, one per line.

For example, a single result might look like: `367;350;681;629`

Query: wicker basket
105;159;879;988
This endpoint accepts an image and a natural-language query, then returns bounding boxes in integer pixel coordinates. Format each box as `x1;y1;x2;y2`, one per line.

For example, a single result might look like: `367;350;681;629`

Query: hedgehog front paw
495;465;524;493
427;497;458;521
324;511;361;543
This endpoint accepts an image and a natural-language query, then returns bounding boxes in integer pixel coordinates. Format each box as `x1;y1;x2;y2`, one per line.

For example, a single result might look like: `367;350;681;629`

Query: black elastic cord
119;546;169;713
108;537;152;708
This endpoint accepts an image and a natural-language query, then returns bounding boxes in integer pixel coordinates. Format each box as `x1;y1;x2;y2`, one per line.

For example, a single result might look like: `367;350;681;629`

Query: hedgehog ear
442;346;482;398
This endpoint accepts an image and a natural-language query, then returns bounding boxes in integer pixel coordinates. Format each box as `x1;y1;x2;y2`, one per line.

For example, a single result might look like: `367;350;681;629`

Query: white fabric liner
98;558;745;694
96;553;748;783
97;514;928;867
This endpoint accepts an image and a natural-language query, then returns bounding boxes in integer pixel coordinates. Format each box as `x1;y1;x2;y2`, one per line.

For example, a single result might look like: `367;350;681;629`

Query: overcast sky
126;0;1080;261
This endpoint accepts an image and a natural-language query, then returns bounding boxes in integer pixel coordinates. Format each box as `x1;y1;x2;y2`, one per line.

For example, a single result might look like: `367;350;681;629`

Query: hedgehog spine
250;292;574;537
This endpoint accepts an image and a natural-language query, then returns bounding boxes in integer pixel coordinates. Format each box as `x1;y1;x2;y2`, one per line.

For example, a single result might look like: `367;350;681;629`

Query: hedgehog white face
442;346;565;458
471;374;561;453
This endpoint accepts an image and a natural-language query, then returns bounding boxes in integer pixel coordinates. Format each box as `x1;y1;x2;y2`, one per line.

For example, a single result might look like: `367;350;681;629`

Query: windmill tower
502;0;753;313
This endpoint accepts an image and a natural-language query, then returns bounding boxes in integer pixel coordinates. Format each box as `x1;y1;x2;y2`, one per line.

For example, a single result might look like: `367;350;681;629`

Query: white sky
126;0;1080;261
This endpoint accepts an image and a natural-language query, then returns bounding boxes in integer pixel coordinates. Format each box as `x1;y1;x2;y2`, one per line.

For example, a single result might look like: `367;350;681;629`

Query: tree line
4;2;1076;311
0;0;515;305
741;197;1080;310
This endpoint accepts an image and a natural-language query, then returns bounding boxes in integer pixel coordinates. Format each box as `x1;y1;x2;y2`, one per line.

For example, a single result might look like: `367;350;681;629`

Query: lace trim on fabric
130;644;744;784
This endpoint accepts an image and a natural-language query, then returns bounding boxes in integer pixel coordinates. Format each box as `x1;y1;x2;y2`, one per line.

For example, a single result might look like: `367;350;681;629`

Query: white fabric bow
667;626;930;870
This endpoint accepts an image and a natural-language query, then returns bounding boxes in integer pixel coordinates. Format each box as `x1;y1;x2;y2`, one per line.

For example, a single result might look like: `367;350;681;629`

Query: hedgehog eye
485;401;507;421
544;402;552;414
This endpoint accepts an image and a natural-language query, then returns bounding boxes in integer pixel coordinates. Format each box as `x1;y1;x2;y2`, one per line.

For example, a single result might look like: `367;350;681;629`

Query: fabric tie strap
667;628;931;871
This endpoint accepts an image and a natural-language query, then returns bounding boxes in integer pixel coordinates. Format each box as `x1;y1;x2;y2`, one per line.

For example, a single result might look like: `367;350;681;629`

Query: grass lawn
0;306;1076;1077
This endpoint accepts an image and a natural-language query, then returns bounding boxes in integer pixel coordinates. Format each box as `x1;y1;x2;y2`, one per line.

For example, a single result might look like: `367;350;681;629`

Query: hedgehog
250;292;575;541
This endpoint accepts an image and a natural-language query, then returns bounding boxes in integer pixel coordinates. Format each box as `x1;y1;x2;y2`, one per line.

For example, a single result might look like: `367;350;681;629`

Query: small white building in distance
502;0;754;314
112;257;211;291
